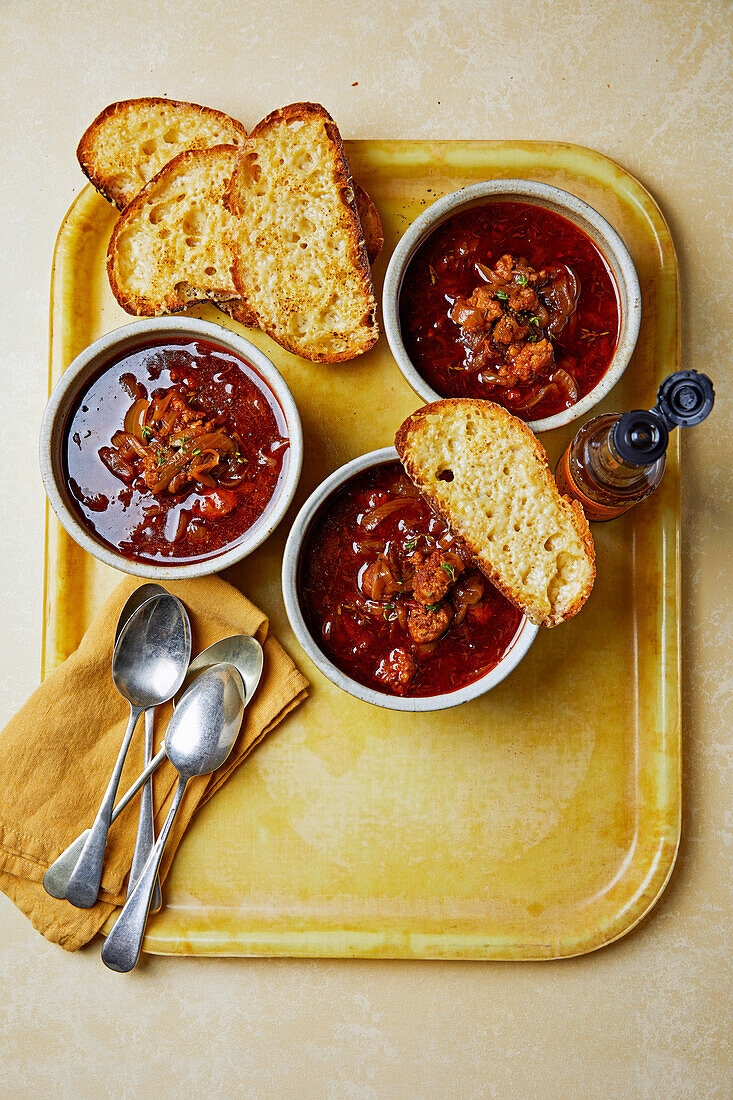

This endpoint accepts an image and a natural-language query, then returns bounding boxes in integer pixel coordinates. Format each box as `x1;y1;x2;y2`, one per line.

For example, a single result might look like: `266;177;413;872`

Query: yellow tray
45;141;680;960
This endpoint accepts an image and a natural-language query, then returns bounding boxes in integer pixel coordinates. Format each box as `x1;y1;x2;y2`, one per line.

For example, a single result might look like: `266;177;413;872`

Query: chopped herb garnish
383;602;398;623
425;602;441;612
141;425;152;439
517;273;528;287
404;537;420;552
495;289;509;301
192;448;201;455
440;562;456;580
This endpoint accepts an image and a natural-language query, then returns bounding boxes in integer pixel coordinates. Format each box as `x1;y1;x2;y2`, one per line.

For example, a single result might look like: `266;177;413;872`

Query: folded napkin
0;576;308;951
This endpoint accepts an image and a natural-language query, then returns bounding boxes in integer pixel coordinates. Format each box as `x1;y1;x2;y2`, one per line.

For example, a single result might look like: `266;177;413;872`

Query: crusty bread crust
107;145;242;315
226;102;378;363
395;399;596;627
215;298;259;326
353;183;383;264
78;97;248;210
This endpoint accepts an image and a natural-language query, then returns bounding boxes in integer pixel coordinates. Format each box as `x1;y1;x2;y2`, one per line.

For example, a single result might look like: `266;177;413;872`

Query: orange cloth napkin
0;576;308;951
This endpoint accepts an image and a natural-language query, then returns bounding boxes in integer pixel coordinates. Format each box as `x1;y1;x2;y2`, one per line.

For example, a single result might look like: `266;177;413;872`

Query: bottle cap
611;371;715;467
612;410;669;465
655;370;715;428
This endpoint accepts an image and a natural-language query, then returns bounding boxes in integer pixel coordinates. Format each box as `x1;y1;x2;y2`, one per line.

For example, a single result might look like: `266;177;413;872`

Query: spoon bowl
175;634;263;709
166;662;246;778
112;595;191;710
114;584;168;644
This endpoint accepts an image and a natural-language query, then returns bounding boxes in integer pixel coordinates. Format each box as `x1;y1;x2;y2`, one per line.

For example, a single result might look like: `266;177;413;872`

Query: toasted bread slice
226;102;378;362
78;98;384;259
219;180;382;326
106;142;384;323
107;145;243;315
395;400;596;627
78;97;247;210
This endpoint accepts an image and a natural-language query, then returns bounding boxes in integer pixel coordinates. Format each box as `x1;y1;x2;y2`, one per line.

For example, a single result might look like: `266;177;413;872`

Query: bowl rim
39;316;303;580
281;445;540;712
382;178;642;433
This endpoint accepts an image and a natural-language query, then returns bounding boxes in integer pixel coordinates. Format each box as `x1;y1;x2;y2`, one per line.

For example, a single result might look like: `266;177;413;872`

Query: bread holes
148;202;169;225
437;469;454;482
287;120;305;133
141;138;157;156
238;153;262;189
163;128;179;144
182;208;205;237
204;266;217;277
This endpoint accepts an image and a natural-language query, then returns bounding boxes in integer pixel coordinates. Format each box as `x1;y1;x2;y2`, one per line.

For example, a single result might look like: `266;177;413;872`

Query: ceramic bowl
40;316;303;580
383;179;641;433
282;446;539;712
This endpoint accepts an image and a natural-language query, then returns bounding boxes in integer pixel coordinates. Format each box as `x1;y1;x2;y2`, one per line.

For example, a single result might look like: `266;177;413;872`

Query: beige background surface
1;1;731;1097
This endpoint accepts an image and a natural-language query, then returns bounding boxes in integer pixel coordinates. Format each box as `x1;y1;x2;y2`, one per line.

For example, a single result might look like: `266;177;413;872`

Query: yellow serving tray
45;141;680;960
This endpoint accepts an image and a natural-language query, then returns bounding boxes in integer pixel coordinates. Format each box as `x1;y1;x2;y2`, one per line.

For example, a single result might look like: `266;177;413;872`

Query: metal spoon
114;585;167;912
43;633;263;901
101;663;245;972
65;594;191;909
43;585;166;903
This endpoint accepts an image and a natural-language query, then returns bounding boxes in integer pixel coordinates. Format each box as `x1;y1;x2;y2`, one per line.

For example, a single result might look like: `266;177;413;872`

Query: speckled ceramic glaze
383;179;642;433
281;446;539;712
39;317;303;580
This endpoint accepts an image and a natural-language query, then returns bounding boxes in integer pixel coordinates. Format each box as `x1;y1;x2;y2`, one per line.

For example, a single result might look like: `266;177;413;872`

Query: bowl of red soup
282;448;539;711
40;317;302;578
383;180;641;432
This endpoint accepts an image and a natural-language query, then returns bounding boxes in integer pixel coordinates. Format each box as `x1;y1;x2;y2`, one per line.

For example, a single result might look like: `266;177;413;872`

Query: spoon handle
43;744;167;901
127;707;162;913
66;705;143;909
101;776;189;973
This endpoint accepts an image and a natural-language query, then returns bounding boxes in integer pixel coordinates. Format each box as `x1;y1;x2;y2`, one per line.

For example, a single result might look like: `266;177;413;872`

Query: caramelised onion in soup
298;461;522;698
399;201;620;421
63;338;290;564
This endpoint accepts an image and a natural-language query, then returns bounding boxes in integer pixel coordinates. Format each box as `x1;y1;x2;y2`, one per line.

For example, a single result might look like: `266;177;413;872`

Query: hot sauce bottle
555;371;714;521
